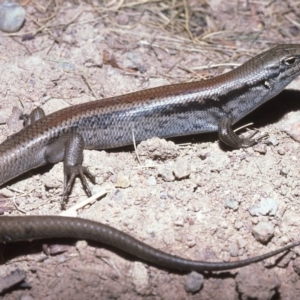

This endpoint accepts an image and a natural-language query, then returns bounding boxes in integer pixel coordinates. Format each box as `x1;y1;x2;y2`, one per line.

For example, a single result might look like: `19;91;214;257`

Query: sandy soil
1;1;300;299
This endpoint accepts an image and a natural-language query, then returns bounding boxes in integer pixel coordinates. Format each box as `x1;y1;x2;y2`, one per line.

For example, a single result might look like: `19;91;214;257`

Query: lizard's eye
283;56;298;66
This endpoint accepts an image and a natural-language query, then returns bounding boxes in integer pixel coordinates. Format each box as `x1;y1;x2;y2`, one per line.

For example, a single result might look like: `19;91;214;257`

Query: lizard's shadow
0;238;291;300
0;238;291;277
236;89;300;130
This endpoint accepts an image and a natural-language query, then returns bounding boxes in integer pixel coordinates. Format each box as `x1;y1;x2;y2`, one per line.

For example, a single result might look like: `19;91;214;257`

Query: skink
0;44;300;271
1;44;300;203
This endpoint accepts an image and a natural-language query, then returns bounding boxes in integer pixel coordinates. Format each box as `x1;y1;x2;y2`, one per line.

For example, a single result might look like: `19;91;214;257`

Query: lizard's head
260;44;300;84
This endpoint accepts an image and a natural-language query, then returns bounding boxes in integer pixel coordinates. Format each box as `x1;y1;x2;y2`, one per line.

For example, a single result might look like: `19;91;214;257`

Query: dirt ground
1;0;300;299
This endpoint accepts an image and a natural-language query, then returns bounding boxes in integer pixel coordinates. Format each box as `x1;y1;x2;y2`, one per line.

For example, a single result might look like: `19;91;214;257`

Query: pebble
163;230;175;246
0;1;26;33
248;198;278;216
43;98;69;114
0;269;26;294
146;176;156;186
280;167;290;176
173;158;191;179
184;272;204;293
124;51;147;73
137;137;179;160
0;108;13;124
280;111;300;143
116;13;129;25
188;198;201;212
132;262;149;294
110;189;124;202
47;244;70;255
253;143;267;154
224;198;239;211
293;257;300;275
5;106;22;133
229;242;239;257
159;190;167;199
236;265;280;300
236;236;247;248
252;221;274;243
277;147;286;155
173;215;185;227
185;234;196;248
234;220;243;230
176;189;191;204
268;135;279;146
75;240;88;252
157;163;175;182
55;61;75;72
115;172;130;188
20;295;34;300
276;251;294;268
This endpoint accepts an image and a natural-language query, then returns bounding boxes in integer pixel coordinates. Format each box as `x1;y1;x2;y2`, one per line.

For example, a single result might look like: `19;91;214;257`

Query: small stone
167;190;175;199
47;244;70;255
248;198;278;216
173;158;191;179
280;167;290;176
253;143;267;154
229;242;239;257
0;107;18;125
257;215;269;223
157;164;175;182
0;269;26;295
257;198;278;216
236;237;247;249
248;206;258;216
115;172;130;188
132;262;149;294
197;150;208;160
184;272;204;293
55;255;67;264
277;147;286;155
137;137;179;160
277;251;294;268
224;198;239;211
55;61;75;72
76;240;88;251
163;230;175;246
268;136;279;146
43;98;70;114
173;216;184;227
220;221;228;229
6;106;22;133
110;189;124;202
293;257;300;275
175;189;191;204
280;111;300;143
185;234;196;248
0;1;26;33
116;13;129;25
188;198;201;212
20;295;34;300
159;191;167;199
236;265;280;300
252;222;274;243
124;51;147;73
146;176;156;186
234;220;243;230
